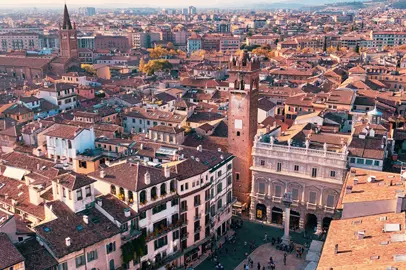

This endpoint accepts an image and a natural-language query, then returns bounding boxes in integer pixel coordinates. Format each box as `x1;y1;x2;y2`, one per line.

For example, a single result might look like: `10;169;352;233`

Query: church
0;4;80;81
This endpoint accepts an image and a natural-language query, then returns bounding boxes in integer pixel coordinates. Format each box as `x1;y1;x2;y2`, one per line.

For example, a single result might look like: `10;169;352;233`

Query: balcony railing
121;229;142;241
324;205;335;214
291;200;300;207
145;220;183;242
306;202;317;211
181;219;188;227
180;232;189;240
272;196;282;203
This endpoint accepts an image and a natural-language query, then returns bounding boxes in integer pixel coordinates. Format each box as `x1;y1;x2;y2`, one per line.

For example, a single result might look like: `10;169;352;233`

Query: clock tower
59;4;78;59
228;50;259;204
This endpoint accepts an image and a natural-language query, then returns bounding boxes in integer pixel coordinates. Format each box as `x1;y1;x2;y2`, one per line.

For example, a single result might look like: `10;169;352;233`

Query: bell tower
228;50;259;204
59;4;78;59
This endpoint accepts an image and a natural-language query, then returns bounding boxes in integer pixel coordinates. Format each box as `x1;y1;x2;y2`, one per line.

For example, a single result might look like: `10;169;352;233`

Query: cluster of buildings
2;1;406;270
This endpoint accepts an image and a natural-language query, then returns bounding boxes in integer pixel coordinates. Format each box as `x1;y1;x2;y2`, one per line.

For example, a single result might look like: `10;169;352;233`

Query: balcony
306;202;317;211
291;200;300;207
121;229;142;241
181;219;188;227
194;201;201;207
272;196;282;203
180;232;189;241
324;205;335;214
180;206;188;213
145;220;183;242
194;214;201;221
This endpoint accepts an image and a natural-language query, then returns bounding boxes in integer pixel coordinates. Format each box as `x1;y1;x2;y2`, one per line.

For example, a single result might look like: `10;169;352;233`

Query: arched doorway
290;210;300;231
305;213;318;232
271;207;283;225
322;217;333;231
256;204;267;221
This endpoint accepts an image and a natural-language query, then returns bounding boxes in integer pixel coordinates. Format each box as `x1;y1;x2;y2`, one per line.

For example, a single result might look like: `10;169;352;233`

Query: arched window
234;79;239;89
140;190;146;204
237;131;241;136
240;80;245;90
110;185;116;195
151;187;157;201
170;180;175;193
128;191;134;203
160;183;167;196
119;187;125;201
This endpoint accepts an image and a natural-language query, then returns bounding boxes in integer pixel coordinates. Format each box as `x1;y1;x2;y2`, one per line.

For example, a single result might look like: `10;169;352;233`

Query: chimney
100;170;106;178
218;148;222;152
197;145;202;152
83;215;89;224
37;164;40;170
124;208;130;218
354;178;358;185
140;143;144;150
220;154;224;160
368;176;376;183
357;231;365;240
144;171;151;185
334;244;338;254
346;185;353;194
164;166;170;178
65;237;71;247
350;169;356;177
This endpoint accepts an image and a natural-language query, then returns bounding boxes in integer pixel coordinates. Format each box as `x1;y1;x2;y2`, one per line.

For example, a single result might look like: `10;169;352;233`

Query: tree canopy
140;59;172;75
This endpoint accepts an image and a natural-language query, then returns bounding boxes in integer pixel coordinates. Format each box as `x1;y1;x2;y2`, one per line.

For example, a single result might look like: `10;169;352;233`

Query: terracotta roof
43;124;84;140
0;233;24;269
149;125;184;134
16;238;58;270
55;172;96;191
96;194;137;223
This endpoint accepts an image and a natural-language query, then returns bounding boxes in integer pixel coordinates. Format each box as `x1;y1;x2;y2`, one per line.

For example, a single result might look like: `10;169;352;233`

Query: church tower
228;50;259;204
59;4;78;59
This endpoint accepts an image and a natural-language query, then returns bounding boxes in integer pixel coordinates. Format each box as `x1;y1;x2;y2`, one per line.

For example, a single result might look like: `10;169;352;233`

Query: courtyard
194;220;319;270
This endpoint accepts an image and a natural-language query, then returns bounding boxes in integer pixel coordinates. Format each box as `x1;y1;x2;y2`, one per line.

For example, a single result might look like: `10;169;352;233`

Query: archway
322;217;333;231
256;203;267;221
305;213;318;232
290;210;300;231
271;207;283;225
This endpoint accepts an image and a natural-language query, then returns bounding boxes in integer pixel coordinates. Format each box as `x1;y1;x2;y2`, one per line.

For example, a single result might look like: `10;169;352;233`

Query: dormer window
85;186;91;197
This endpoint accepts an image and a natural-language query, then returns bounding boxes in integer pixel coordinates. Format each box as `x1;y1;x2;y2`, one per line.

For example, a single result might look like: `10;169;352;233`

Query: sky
0;0;226;9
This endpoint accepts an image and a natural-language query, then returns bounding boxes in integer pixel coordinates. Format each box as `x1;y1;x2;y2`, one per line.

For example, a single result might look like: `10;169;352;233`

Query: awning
3;167;26;180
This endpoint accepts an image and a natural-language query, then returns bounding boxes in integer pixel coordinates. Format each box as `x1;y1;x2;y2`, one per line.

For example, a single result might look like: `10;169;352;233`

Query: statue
270;136;274;145
305;139;310;149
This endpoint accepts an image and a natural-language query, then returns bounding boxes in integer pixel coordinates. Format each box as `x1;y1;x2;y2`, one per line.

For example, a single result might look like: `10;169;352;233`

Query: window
194;195;201;206
60;262;68;270
236;173;240;181
139;211;146;220
217;182;223;194
294;165;299;172
140;190;146;204
154;235;168;250
152;202;167;215
185;183;189;190
327;195;335;207
76;189;83;201
217;198;222;210
194;232;200;242
62;188;66;198
85;186;91;197
374;160;380;166
121;222;128;232
277;162;282;172
309;191;317;204
260;160;265;166
366;159;373;165
274;185;282;198
330;171;336;178
236;131;240;136
218;170;222;177
75;254;86;267
151;187;157;200
350;157;356;163
79;161;87;168
357;158;364;164
160;183;167;196
106;242;116;254
311;168;317;178
227;175;232;186
171;198;179;206
170;180;175;192
292;188;299;201
259;182;265;194
87;250;98;262
173;230;180;240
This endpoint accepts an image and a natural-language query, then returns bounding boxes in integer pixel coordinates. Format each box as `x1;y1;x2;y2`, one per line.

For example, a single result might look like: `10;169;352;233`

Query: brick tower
228;50;259;204
59;4;78;58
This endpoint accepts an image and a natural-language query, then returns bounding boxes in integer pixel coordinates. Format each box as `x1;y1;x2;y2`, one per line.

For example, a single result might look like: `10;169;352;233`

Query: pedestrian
270;262;275;270
262;266;265;270
264;232;268;242
269;256;273;264
244;264;246;270
283;252;287;265
245;264;249;270
257;262;261;270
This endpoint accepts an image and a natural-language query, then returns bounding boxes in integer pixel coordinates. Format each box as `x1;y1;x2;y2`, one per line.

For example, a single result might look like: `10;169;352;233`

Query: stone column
282;192;293;245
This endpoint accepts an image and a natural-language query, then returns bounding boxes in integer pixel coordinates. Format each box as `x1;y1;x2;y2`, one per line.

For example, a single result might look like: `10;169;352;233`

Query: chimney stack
164;166;170;178
83;215;89;224
124;208;130;218
65;237;71;247
197;145;202;152
334;244;338;254
144;171;151;185
100;170;106;178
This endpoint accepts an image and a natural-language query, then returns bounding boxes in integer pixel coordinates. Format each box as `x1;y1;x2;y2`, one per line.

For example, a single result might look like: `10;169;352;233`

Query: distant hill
392;0;406;9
